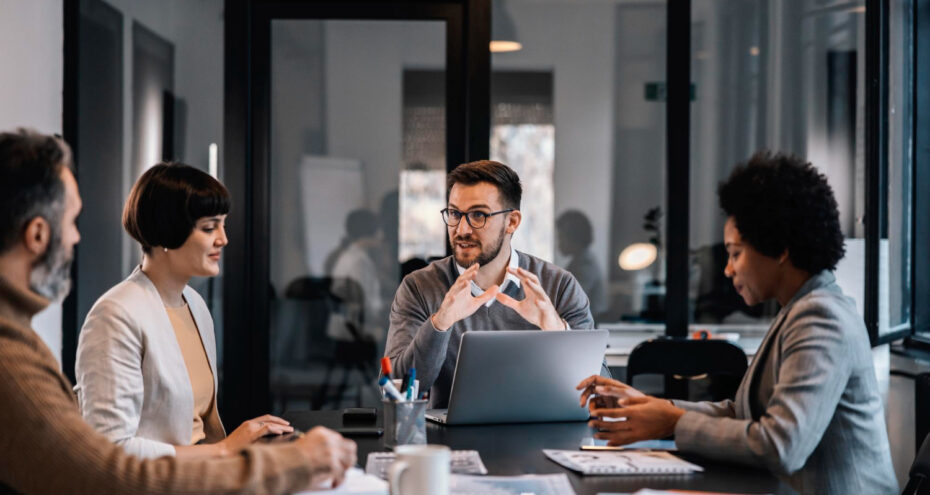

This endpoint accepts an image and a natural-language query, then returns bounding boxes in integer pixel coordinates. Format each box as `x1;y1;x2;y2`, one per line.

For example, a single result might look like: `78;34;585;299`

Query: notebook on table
543;449;703;475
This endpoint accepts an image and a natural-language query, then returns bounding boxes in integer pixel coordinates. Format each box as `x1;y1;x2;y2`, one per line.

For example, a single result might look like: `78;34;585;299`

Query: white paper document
294;467;387;495
598;490;770;495
364;450;488;479
544;449;703;475
450;473;576;495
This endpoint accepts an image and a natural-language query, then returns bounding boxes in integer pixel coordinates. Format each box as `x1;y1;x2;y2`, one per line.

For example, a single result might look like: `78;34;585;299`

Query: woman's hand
588;396;685;446
217;414;294;455
576;375;645;410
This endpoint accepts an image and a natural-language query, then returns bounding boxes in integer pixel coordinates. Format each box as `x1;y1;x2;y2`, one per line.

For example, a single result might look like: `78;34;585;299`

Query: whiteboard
299;156;366;275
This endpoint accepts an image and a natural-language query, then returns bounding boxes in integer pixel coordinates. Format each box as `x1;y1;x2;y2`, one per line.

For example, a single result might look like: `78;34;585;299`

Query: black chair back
904;433;930;495
626;337;748;401
917;372;930;453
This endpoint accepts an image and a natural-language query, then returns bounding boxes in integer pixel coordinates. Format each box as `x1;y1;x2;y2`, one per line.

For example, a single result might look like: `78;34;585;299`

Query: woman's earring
163;247;168;253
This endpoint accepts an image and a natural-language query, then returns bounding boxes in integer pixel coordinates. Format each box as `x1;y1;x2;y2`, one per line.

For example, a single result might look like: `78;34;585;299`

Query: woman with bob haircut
75;163;292;459
577;152;897;494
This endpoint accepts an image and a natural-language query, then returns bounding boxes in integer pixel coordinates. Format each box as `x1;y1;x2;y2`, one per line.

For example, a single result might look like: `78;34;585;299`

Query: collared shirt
455;245;520;308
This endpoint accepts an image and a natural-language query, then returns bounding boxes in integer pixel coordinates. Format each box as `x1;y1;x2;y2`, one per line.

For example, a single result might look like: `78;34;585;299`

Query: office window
490;71;555;262
689;0;868;332
881;0;914;338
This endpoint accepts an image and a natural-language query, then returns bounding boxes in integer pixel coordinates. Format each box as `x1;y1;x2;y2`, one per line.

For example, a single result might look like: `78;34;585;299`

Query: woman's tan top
167;303;217;444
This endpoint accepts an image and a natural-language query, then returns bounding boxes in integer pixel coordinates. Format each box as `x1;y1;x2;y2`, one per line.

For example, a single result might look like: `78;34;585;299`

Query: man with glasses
384;160;603;408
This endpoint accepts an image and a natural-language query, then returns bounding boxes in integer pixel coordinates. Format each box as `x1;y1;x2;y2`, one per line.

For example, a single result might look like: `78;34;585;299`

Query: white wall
0;0;65;363
0;0;63;134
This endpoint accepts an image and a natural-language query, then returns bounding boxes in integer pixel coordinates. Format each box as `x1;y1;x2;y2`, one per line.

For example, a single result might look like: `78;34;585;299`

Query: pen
380;357;392;377
400;370;410;395
379;376;404;401
406;368;416;400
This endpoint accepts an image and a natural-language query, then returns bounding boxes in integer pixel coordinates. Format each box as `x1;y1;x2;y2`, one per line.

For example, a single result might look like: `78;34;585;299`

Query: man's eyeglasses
441;208;514;229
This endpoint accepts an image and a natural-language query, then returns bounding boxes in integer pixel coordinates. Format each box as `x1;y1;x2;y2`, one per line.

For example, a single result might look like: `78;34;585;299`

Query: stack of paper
298;469;574;495
600;490;768;495
295;468;387;495
450;473;575;495
365;450;488;479
544;449;703;475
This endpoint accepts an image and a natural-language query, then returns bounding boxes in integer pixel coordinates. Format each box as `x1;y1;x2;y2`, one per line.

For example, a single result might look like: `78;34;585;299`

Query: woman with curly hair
577;152;897;495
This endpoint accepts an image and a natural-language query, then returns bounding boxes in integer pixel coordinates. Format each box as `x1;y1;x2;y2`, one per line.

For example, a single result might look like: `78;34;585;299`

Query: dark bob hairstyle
718;151;845;274
123;162;230;253
447;160;522;210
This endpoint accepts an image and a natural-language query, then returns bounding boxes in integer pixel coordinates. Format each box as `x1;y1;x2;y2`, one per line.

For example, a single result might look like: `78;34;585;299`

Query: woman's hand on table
587;395;686;446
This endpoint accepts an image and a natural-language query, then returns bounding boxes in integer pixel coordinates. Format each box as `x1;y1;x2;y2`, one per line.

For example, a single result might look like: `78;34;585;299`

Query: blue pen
406;368;416;400
379;376;404;401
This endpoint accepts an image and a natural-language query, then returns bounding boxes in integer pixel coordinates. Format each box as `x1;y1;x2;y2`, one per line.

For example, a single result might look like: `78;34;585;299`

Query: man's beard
29;226;73;303
452;224;507;268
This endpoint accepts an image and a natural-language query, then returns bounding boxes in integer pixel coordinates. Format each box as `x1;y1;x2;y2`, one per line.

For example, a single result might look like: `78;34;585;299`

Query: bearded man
0;129;356;494
384;160;605;408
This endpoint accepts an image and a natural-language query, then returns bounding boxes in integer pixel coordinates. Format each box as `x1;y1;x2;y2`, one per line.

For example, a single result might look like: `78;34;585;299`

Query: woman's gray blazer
673;270;898;494
74;267;224;459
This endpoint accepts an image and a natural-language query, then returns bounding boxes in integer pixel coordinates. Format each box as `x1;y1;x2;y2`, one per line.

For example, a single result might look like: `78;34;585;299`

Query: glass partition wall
490;0;669;329
688;0;914;344
65;0;919;421
689;0;868;334
268;19;447;411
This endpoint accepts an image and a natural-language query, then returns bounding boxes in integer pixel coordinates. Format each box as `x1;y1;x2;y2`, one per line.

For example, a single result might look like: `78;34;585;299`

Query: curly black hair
718;151;845;274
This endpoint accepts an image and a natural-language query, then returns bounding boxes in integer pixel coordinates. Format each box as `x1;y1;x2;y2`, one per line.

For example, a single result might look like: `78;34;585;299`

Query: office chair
316;276;380;408
904;433;930;495
917;372;930;453
277;276;378;410
626;337;748;401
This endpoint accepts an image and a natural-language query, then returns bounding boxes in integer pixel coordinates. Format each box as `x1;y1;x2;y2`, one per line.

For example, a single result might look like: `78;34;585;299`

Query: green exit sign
644;82;696;101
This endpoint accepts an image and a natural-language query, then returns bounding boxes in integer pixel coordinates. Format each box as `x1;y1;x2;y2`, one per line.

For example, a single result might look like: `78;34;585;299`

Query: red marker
380;357;392;377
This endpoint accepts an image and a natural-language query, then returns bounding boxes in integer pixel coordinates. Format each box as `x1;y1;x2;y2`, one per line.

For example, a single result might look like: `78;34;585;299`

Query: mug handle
388;460;409;495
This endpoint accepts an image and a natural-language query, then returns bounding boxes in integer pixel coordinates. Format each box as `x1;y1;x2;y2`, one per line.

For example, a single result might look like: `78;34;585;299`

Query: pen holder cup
381;379;419;400
383;399;428;448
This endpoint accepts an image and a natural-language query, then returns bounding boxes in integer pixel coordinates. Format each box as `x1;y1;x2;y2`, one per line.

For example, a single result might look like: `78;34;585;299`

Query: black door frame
222;0;490;422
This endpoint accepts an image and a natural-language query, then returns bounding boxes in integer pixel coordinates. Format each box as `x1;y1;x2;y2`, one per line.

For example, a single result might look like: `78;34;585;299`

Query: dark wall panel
76;0;124;331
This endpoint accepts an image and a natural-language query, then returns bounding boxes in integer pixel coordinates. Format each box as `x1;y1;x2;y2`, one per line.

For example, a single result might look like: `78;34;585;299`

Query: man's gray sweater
384;251;599;408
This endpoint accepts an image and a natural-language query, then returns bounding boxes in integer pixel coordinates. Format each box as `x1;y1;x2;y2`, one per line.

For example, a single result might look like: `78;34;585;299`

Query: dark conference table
283;410;797;495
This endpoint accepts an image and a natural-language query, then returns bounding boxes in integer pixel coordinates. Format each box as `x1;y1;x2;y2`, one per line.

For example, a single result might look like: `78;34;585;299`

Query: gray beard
29;237;73;303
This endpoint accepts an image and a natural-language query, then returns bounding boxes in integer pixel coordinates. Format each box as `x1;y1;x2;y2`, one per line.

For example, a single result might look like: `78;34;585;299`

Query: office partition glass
882;0;914;338
490;0;668;331
268;19;446;411
688;0;868;333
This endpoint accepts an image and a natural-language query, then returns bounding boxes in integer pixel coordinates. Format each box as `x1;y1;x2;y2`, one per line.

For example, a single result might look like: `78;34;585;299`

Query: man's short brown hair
446;160;522;210
122;162;230;253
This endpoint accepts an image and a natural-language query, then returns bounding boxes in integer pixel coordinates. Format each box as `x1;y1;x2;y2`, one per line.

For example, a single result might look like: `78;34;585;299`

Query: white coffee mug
388;444;450;495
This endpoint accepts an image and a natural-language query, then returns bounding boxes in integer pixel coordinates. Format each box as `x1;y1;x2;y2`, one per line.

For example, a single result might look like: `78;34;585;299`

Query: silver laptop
426;330;608;425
